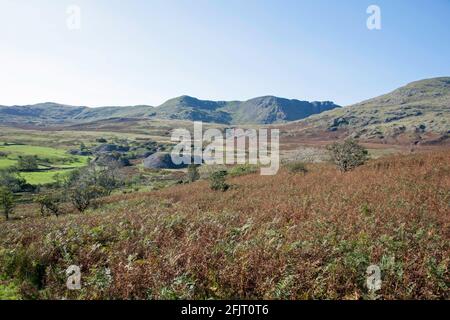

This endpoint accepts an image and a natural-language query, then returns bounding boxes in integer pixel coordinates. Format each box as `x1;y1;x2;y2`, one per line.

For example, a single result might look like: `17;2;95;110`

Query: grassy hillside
0;150;448;299
299;77;450;142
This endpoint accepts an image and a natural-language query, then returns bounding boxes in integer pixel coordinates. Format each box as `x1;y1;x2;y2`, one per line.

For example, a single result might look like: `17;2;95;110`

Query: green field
0;143;89;185
20;170;74;185
0;158;17;169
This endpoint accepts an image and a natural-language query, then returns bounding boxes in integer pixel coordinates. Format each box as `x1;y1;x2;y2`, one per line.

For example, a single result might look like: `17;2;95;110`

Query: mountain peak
1;95;340;125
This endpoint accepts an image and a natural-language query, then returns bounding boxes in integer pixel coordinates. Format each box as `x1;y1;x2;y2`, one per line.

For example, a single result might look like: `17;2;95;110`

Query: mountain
0;96;340;126
0;103;87;124
154;95;339;124
295;77;450;141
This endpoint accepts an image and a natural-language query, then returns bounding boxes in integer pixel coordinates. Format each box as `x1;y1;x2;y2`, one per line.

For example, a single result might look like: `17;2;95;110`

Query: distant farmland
0;143;89;185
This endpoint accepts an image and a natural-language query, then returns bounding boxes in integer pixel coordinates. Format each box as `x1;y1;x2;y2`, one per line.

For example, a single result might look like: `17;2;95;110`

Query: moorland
0;77;448;300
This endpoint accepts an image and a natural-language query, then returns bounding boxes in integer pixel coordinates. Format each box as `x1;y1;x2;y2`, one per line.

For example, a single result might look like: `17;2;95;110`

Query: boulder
143;152;187;169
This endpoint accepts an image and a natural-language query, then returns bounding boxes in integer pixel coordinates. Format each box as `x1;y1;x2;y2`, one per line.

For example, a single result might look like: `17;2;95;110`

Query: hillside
296;77;450;142
1;151;448;299
0;96;340;126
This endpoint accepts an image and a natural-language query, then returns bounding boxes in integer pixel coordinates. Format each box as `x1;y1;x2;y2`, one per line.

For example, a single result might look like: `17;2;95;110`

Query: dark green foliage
0;169;29;192
0;186;15;220
1;248;47;293
327;139;369;172
80;142;88;152
187;164;200;182
209;170;229;191
17;155;38;172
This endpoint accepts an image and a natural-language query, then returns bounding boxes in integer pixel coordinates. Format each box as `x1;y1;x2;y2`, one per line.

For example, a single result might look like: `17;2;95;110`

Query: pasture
0;143;89;185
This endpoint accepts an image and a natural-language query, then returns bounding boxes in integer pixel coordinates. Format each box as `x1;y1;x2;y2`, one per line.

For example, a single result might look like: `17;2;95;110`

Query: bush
17;155;39;172
187;164;200;182
327;139;369;172
228;164;258;177
0;186;15;220
0;169;31;192
0;282;21;300
285;161;308;174
209;170;229;191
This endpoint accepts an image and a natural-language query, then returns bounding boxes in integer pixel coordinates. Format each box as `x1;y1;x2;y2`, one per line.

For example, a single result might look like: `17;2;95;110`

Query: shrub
0;186;15;220
285;161;308;174
187;164;200;182
209;170;229;191
228;164;258;177
17;155;39;172
0;169;30;192
0;282;21;300
327;139;369;172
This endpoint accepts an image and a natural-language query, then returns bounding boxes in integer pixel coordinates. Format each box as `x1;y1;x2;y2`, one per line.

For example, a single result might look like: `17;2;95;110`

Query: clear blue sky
0;0;449;107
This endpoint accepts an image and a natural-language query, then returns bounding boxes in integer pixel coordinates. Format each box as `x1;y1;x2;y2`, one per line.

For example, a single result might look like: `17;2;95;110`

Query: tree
17;155;39;172
0;187;15;220
80;142;88;152
69;185;105;212
187;164;200;183
209;170;229;191
327;139;369;172
0;169;29;192
35;193;63;217
97;169;118;196
62;163;121;212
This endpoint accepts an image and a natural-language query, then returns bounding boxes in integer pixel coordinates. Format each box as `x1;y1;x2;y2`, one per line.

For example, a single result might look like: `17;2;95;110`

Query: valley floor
0;149;449;299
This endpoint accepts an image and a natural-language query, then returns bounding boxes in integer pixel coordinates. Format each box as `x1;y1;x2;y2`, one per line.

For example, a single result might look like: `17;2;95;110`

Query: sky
0;0;449;107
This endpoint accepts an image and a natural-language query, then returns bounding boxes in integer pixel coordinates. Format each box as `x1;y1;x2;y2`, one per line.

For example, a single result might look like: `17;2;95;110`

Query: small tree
35;193;63;217
0;169;28;192
327;139;369;172
187;164;200;183
17;155;39;172
80;142;88;152
0;187;15;220
69;185;105;212
209;170;229;191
